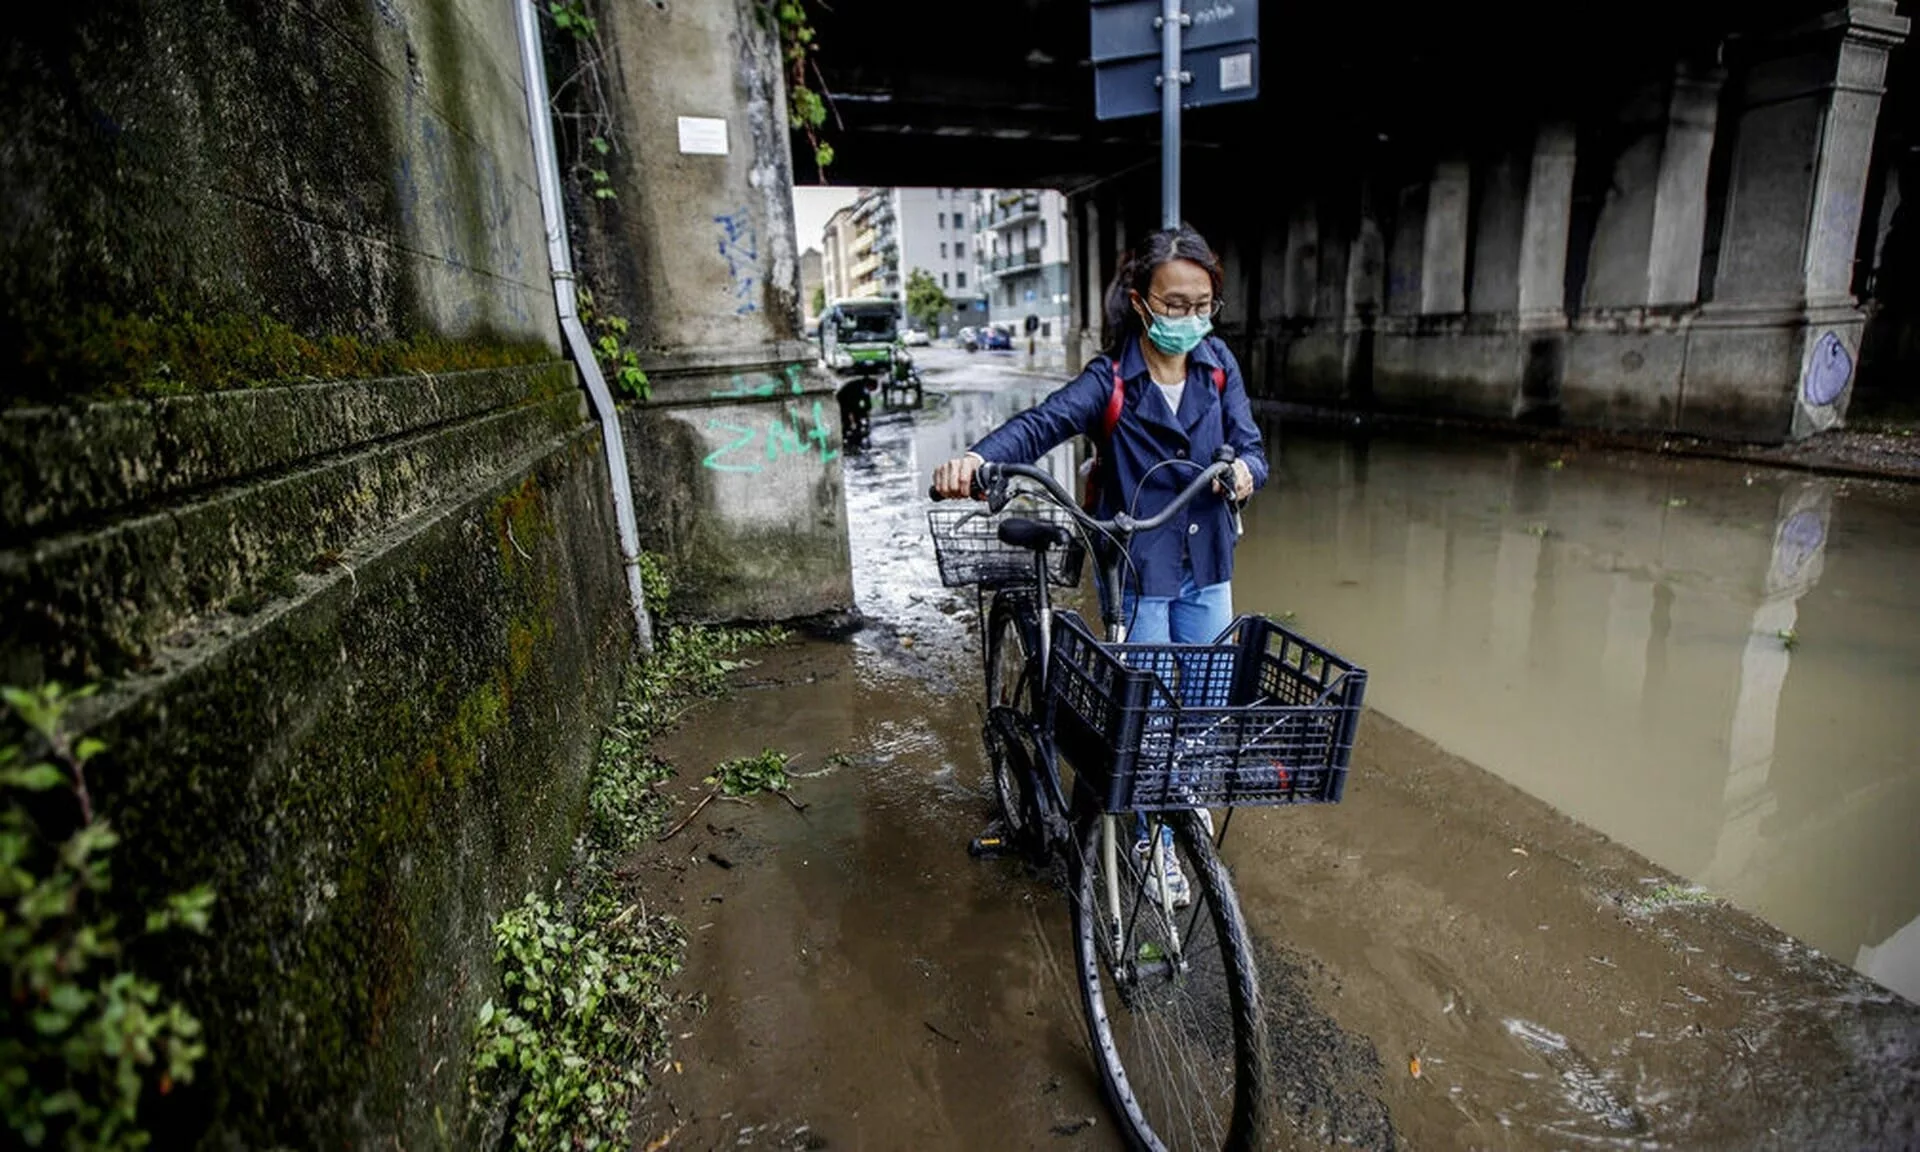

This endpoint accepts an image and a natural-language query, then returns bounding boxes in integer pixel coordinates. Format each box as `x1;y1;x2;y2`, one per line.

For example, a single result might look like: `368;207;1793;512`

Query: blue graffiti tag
714;210;760;315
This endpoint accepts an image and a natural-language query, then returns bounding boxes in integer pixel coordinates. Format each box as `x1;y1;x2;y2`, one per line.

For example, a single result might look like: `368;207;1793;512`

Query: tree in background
810;285;826;318
905;268;948;333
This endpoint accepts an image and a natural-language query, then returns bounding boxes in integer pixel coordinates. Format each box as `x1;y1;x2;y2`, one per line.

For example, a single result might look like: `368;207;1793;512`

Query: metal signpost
1090;0;1259;227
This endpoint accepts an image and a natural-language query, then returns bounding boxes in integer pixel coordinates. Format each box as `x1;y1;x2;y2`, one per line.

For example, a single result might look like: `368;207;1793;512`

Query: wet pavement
631;346;1920;1150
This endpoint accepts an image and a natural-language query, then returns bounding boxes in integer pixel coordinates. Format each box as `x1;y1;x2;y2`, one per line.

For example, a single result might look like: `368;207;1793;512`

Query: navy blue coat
969;335;1269;597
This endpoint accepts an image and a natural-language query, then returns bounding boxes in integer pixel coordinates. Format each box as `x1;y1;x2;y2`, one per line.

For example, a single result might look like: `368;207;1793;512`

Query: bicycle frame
966;449;1240;958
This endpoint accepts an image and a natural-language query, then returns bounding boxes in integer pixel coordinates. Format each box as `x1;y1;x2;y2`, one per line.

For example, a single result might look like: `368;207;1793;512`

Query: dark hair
1100;225;1224;356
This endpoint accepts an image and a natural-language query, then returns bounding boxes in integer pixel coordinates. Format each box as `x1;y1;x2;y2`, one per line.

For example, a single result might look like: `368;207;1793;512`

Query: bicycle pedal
968;834;1011;859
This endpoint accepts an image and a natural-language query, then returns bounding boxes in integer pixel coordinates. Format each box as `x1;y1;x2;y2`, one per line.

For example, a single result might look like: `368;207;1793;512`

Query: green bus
819;297;904;377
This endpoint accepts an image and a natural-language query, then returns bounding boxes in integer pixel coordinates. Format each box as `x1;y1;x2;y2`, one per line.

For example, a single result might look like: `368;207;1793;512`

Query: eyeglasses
1145;292;1224;320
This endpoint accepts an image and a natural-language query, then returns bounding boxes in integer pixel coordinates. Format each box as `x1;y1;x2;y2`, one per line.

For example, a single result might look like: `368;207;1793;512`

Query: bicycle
927;447;1369;1152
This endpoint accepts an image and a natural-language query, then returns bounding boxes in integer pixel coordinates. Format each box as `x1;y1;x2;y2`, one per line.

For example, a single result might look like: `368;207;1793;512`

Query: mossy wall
2;0;557;406
3;2;642;1144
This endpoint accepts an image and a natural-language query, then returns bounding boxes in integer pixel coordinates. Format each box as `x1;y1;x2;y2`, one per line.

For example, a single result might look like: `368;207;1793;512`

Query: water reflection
1233;427;1920;1003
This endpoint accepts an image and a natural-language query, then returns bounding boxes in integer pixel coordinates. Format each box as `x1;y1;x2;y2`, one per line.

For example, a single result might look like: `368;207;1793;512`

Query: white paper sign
677;116;729;155
1220;53;1253;91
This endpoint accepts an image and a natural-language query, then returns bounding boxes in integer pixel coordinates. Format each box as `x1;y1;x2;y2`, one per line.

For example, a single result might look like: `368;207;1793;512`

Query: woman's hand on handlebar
932;452;986;501
1213;457;1254;502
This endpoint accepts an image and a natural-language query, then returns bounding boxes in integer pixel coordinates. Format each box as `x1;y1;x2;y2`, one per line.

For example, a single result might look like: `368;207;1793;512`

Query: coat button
1176;448;1187;459
1188;523;1199;536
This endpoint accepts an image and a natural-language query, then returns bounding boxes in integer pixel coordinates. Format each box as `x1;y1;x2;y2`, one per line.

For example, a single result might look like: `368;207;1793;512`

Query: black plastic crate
927;502;1086;590
1046;610;1368;813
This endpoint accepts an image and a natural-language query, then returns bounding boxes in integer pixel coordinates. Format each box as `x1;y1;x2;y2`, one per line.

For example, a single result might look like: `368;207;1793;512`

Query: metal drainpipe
513;0;653;652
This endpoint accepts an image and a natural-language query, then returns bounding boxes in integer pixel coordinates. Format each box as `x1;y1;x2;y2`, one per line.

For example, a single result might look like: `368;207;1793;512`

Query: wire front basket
927;500;1087;590
1047;611;1368;812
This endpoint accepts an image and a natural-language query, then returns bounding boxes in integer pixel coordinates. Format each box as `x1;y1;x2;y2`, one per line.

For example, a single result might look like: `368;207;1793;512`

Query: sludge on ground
620;627;1919;1151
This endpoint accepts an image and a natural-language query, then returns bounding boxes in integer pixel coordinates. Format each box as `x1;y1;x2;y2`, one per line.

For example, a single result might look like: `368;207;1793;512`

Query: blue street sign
1091;0;1258;62
1094;43;1258;120
1090;0;1259;121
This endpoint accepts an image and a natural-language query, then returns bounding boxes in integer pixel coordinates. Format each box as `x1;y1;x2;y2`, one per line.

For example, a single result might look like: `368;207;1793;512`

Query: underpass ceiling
795;0;1824;190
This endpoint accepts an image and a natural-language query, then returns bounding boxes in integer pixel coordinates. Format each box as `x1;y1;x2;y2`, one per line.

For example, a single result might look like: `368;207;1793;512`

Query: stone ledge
2;362;578;536
1;386;589;684
69;421;628;1146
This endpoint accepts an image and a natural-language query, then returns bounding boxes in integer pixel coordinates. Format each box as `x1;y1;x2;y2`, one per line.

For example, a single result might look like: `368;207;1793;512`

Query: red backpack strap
1102;357;1125;441
1212;366;1226;393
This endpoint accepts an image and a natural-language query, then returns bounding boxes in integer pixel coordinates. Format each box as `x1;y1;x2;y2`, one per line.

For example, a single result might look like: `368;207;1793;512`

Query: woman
933;225;1268;900
931;225;1268;645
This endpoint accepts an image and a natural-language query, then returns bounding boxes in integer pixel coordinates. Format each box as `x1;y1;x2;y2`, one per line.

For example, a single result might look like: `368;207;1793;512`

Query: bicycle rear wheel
1071;809;1267;1151
983;592;1040;842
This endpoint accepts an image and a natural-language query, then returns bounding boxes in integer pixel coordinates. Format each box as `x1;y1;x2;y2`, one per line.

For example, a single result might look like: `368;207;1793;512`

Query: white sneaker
1134;828;1192;908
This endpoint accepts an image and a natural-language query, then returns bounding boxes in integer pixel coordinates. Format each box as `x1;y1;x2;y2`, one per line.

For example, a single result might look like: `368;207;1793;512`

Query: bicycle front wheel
983;592;1039;842
1071;809;1267;1151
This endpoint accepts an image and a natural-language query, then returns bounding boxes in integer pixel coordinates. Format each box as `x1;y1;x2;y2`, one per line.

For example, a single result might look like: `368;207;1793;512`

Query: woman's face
1131;258;1215;325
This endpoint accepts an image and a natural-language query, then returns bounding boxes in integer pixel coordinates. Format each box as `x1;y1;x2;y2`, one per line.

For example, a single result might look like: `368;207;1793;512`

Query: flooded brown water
1231;429;1920;1006
632;349;1920;1150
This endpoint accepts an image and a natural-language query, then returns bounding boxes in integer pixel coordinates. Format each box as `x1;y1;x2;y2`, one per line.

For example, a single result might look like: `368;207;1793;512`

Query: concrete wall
2;0;559;406
0;1;643;1144
587;0;854;622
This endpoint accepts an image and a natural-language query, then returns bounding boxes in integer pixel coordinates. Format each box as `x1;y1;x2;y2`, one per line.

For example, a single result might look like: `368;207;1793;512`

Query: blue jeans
1120;574;1234;646
1121;574;1233;842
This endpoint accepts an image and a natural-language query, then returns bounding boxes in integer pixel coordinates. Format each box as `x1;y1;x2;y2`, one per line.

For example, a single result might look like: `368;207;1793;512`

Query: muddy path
627;363;1920;1150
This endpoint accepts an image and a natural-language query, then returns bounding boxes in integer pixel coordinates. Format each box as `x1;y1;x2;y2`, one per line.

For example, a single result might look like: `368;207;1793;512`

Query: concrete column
1469;149;1530;314
1283;201;1318;317
1518;123;1577;321
1580;64;1722;310
1386;181;1427;315
1421;159;1471;314
1713;3;1906;308
1692;0;1908;438
600;0;851;621
1648;69;1723;304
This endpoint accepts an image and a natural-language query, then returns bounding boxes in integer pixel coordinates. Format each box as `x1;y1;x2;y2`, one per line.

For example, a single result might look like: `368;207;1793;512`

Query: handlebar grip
928;463;997;502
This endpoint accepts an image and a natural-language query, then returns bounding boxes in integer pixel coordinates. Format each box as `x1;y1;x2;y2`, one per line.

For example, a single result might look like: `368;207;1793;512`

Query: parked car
901;326;930;346
977;324;1013;351
958;326;978;351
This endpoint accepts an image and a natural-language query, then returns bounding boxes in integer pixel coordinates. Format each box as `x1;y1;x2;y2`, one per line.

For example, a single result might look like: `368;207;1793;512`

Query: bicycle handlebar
929;444;1237;540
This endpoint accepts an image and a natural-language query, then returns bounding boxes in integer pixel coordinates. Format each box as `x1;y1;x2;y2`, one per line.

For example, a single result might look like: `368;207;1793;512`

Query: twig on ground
775;788;808;813
660;787;720;841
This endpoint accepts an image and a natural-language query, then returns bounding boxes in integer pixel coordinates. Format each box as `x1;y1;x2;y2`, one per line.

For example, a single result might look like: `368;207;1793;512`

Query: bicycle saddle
998;517;1072;553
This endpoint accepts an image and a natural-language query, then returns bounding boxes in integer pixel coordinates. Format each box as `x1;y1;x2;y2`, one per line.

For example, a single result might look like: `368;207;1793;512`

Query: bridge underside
803;0;1914;441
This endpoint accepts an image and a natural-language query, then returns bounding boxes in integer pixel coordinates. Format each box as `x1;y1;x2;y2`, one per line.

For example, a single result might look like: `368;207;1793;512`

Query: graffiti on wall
714;209;759;315
702;400;839;473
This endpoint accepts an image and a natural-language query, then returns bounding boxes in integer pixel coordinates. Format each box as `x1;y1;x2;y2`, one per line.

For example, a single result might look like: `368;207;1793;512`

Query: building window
942;272;950;288
1039;220;1047;247
938;212;946;228
940;242;948;258
956;272;966;289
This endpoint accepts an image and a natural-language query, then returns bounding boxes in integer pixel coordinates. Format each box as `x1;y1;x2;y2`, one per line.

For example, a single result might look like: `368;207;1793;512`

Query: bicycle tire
983;592;1040;844
1071;809;1268;1151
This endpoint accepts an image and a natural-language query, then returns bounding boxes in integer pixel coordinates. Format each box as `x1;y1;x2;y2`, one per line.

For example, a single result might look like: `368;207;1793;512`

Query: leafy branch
544;2;619;203
772;1;835;174
1;683;213;1149
577;288;649;402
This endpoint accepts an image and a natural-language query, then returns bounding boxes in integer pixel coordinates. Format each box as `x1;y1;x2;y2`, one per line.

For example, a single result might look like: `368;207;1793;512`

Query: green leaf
814;142;834;169
75;737;107;762
590;136;610;156
1;762;67;791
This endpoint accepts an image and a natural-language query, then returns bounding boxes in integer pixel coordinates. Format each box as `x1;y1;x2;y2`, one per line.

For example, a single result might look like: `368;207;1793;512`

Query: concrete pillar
1695;0;1908;438
1469;149;1530;314
1649;69;1723;304
1519;123;1578;322
1283;201;1318;317
1713;6;1904;305
1421;159;1471;314
1315;203;1351;320
1579;64;1721;310
1386;181;1427;315
600;0;851;621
